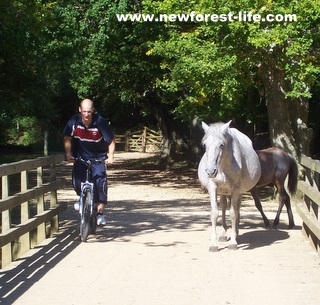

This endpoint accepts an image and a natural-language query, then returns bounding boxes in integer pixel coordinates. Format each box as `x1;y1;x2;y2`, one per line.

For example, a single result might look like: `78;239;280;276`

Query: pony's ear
221;120;232;134
201;121;210;132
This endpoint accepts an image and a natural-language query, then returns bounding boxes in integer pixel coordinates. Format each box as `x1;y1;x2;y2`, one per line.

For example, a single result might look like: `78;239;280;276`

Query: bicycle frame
76;157;98;241
79;161;94;218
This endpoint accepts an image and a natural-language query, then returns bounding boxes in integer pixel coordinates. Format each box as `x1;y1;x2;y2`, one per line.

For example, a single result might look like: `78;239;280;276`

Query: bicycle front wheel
80;190;92;242
90;213;97;235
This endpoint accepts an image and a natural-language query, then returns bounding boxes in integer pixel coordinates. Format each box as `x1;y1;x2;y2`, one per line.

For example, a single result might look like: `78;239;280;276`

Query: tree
248;0;320;159
40;0;320;161
46;0;186;155
0;0;63;146
144;0;320;160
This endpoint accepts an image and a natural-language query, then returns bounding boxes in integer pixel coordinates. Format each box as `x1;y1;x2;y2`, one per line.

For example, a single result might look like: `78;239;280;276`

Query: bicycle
75;157;101;242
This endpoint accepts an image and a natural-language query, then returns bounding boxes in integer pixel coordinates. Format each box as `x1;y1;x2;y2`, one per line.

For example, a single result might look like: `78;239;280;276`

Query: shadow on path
0;153;300;303
0;222;80;304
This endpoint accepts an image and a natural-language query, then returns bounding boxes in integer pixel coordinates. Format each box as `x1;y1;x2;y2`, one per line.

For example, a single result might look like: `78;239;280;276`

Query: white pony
198;121;261;251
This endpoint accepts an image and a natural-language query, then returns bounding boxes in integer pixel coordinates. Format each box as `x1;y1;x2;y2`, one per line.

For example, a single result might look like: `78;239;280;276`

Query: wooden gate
115;127;162;153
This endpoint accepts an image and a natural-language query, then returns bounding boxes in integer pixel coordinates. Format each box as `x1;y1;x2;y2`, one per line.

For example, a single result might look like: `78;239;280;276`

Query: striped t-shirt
63;113;114;161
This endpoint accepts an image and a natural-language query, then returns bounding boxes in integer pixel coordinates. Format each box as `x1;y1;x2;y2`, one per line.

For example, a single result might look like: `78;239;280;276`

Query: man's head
79;99;94;127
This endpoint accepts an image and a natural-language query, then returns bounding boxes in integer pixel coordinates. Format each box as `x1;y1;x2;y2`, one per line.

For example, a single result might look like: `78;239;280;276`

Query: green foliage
140;0;320;126
0;0;319;154
0;0;65;146
10;117;43;146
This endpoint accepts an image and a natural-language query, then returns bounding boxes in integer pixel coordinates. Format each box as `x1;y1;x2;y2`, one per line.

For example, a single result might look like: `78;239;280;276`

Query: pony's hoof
264;221;270;229
228;244;238;250
209;246;219;252
288;223;295;229
218;235;228;242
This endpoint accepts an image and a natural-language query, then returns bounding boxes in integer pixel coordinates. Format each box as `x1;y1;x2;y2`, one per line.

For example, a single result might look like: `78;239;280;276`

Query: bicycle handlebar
67;157;105;165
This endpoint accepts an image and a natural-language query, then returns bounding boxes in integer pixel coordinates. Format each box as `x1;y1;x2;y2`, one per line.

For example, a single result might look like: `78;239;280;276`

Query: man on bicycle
63;98;115;226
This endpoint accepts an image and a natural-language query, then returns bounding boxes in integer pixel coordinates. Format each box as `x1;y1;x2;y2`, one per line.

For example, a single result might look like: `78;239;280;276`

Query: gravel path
1;152;320;305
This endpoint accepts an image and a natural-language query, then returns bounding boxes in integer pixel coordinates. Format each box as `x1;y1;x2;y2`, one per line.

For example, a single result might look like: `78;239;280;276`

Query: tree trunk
189;115;203;164
152;101;192;158
154;108;171;157
258;65;312;162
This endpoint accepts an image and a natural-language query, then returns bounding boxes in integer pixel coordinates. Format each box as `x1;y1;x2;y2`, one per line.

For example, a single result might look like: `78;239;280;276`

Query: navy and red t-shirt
63;113;114;161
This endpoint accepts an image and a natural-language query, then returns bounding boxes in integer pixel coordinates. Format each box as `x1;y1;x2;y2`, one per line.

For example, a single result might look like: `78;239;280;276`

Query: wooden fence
296;155;320;254
115;126;163;153
0;154;66;268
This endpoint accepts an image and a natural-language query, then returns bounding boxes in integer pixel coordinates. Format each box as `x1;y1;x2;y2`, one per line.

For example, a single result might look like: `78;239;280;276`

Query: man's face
79;102;94;125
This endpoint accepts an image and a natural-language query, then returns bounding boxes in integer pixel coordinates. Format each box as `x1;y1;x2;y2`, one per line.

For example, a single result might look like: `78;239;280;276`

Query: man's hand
105;155;114;166
65;153;75;163
106;139;116;166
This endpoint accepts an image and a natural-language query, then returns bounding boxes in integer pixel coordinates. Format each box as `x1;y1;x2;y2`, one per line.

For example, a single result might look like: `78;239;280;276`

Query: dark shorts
72;160;108;204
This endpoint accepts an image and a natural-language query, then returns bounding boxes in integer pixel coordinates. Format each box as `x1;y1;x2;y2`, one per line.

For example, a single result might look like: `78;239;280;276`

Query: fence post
49;163;58;236
125;131;130;152
142;127;147;153
16;170;30;259
36;166;46;244
1;176;12;268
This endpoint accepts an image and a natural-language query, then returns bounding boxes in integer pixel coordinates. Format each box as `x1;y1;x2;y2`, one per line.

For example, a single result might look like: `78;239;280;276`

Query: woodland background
0;0;319;163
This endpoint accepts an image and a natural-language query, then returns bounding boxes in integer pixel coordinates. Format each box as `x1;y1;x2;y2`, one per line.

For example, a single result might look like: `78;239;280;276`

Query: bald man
64;99;115;226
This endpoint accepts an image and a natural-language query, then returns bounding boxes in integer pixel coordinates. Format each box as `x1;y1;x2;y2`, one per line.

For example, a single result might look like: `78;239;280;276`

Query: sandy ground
1;152;320;305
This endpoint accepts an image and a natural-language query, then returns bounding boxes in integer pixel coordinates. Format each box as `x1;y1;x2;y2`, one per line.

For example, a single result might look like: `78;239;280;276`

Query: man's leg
72;161;86;210
92;163;108;226
97;203;105;214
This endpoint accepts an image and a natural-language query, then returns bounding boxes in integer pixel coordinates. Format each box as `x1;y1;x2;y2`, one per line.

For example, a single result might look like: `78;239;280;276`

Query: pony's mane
202;122;228;144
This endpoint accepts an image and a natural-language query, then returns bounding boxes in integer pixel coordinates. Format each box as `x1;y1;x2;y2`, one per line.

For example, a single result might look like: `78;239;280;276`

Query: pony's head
201;121;231;178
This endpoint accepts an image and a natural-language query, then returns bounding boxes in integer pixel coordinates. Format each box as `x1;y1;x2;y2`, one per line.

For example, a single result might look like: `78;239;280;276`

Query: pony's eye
220;144;224;149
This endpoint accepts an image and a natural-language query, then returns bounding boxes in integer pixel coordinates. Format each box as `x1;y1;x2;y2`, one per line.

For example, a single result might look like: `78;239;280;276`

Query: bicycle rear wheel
80;190;92;242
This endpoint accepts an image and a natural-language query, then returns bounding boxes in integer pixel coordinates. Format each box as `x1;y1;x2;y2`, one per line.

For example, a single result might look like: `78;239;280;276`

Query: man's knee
95;177;108;203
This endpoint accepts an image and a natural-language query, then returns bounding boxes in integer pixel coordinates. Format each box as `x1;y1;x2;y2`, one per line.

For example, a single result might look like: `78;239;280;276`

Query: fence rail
297;154;320;254
115;126;162;152
0;154;66;268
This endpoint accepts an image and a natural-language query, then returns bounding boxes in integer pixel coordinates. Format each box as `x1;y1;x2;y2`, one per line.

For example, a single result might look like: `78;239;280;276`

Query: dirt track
1;152;320;305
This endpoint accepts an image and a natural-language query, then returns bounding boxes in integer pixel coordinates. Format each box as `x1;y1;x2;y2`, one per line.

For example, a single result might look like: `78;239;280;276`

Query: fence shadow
83;198;211;244
0;219;80;304
0;152;302;302
77;197;296;253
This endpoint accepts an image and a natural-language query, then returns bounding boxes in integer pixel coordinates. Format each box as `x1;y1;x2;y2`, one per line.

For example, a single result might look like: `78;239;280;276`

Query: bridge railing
0;154;66;268
297;155;320;254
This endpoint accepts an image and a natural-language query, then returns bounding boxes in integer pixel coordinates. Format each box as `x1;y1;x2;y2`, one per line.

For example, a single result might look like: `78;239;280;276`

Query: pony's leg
208;181;219;252
273;182;287;229
285;196;295;229
219;195;228;242
274;179;295;229
282;190;295;229
228;192;241;250
250;187;270;228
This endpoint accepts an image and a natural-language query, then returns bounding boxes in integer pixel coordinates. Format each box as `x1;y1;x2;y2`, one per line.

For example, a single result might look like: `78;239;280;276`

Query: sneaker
74;201;80;211
97;214;106;226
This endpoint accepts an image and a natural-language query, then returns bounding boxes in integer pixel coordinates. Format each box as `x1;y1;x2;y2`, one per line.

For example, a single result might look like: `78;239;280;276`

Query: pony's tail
288;157;298;195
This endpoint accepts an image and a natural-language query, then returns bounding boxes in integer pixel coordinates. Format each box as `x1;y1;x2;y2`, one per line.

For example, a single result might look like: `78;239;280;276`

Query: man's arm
106;139;116;165
64;135;74;162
